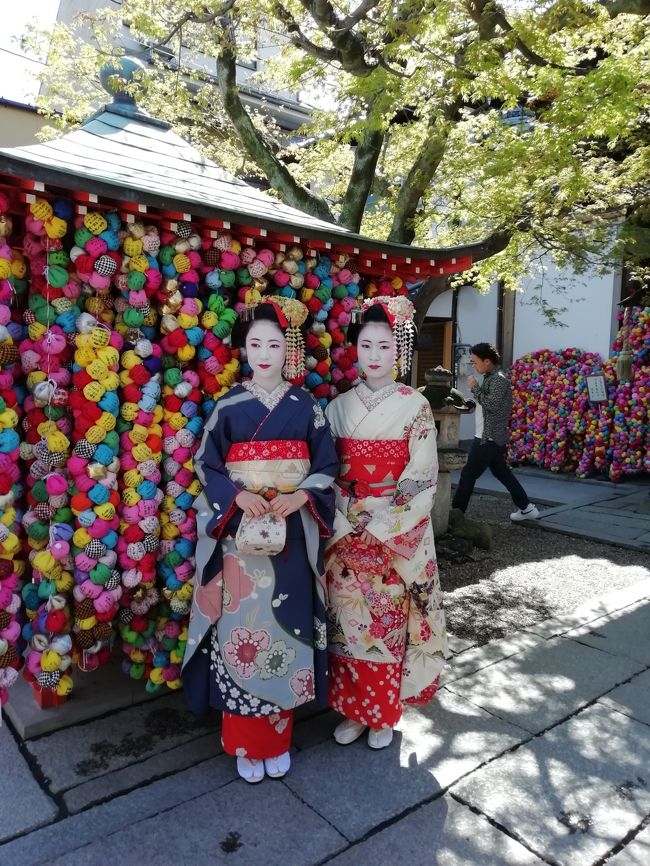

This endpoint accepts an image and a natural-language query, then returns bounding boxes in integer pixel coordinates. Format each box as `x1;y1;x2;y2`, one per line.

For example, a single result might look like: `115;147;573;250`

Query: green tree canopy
29;0;650;317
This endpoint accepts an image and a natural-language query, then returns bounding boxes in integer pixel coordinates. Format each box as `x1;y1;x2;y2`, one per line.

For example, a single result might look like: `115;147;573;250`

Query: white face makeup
357;321;395;391
246;319;287;390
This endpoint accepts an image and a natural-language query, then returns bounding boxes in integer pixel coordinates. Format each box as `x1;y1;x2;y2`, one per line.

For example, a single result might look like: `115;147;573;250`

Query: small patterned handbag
235;511;286;555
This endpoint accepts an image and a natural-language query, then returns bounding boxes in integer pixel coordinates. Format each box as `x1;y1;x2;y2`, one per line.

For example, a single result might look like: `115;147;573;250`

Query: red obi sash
336;438;409;498
226;440;309;462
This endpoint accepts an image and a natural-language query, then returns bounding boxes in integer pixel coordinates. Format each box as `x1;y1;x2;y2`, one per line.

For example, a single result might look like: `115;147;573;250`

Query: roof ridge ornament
87;56;170;129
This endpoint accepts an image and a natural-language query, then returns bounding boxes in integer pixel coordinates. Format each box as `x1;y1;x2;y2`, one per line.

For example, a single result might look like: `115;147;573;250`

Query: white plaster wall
427;285;499;441
513;258;619;360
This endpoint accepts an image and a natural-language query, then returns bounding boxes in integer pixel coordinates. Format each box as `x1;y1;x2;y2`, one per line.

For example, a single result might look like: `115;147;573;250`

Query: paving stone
0;725;58;843
447;633;477;655
283;688;527;841
25;692;218;793
49;781;347;866
544;511;646;541
562;599;650;665
525;579;650;639
63;732;220;814
577;507;650;531
0;753;237;866
445;635;644;734
444;630;541;684
291;708;340;751
327;795;545;866
605;822;650;866
599;669;650;728
452;703;650;866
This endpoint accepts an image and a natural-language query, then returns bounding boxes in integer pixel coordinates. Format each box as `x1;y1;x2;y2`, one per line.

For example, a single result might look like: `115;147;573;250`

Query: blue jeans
452;439;529;513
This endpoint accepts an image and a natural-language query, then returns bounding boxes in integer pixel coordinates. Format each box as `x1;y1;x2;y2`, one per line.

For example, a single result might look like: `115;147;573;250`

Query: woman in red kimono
325;296;447;749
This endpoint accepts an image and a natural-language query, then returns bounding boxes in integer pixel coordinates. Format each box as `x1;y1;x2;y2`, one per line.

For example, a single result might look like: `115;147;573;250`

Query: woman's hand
467;375;478;389
235;491;270;518
269;490;308;517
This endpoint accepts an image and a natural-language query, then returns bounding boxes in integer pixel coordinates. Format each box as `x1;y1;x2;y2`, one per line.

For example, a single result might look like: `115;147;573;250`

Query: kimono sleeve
193;401;241;539
297;401;338;537
365;399;438;559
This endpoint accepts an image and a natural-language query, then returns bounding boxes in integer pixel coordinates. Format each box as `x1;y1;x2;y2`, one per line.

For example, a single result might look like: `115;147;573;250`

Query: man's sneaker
511;504;540;522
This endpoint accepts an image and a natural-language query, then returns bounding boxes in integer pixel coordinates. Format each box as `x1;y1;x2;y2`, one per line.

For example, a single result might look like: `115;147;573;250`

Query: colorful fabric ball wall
1;192;444;709
509;309;649;482
0;194;25;709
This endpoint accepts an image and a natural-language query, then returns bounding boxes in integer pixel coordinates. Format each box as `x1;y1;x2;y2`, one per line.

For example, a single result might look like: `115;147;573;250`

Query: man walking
452;343;540;522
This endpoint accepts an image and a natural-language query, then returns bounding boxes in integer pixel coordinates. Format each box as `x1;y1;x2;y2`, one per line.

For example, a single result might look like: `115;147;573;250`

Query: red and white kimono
325;382;447;729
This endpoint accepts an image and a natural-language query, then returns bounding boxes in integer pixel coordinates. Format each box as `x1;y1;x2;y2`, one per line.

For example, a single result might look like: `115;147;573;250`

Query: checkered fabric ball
142;534;159;553
175;221;192;239
37;670;61;689
106;570;121;591
95;254;117;277
119;607;134;624
75;439;96;459
85;540;107;560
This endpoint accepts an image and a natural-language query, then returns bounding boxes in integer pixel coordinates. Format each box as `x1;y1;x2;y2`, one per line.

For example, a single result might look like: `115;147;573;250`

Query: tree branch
297;0;378;76
599;0;650;15
388;103;461;245
338;125;384;231
153;2;235;48
216;36;337;224
272;3;338;63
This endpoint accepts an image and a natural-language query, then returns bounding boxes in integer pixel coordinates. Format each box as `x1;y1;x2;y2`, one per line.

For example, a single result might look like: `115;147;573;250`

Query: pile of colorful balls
509;307;649;481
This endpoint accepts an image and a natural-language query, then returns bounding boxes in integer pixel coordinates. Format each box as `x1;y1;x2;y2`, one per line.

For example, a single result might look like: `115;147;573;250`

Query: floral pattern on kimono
182;383;337;719
325;383;447;722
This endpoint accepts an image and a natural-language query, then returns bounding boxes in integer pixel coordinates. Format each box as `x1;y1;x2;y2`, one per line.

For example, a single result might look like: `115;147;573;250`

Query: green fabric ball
123;307;144;328
126;271;146;291
74;227;94;247
164;368;183;387
159;246;175;266
219;269;236;287
47;265;69;289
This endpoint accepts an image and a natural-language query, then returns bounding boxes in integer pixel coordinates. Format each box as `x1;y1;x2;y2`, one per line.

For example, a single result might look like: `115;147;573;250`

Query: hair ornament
240;294;308;379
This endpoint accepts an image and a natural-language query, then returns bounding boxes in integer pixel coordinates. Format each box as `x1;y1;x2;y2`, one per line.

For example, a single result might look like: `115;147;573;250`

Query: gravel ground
438;493;650;647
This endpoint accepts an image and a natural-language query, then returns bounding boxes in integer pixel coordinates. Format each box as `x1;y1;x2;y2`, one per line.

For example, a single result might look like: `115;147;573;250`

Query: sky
1;0;61;105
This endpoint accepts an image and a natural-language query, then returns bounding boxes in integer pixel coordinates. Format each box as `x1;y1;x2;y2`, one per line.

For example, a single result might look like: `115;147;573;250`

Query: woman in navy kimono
182;296;337;783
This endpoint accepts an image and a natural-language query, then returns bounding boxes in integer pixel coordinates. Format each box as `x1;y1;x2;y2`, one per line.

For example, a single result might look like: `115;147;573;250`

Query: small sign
586;374;608;403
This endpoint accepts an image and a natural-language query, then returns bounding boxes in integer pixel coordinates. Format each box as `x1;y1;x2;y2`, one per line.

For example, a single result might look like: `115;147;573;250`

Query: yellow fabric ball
124;469;144;488
45;216;68;240
122;488;141;506
41;650;62;672
129;254;149;273
177;345;195;363
72;528;92;548
95;502;116;521
30;198;53;222
56;674;74;697
129;424;149;445
86;425;106;445
84;212;108;235
123;236;143;257
132;443;153;462
83;382;105;403
120;402;139;422
28;322;47;341
87;360;109;381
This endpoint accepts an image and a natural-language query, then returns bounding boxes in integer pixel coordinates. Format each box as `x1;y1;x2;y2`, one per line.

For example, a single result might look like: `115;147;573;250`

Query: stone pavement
2;574;650;866
451;465;650;552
